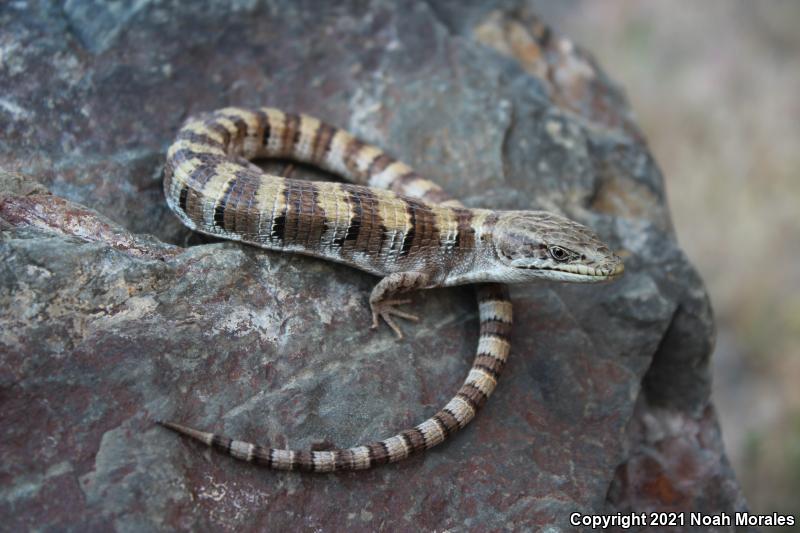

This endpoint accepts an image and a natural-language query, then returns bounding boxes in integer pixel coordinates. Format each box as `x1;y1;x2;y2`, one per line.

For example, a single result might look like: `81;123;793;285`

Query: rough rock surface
1;1;750;531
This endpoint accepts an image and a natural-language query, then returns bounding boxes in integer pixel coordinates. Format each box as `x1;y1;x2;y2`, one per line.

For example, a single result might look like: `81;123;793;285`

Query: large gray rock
0;1;749;530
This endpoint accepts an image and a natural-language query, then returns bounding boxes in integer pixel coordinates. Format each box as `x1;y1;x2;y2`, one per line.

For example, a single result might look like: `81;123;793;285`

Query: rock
0;1;750;531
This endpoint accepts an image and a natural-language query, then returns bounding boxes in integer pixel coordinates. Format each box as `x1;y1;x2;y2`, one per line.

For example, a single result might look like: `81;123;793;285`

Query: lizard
159;106;624;472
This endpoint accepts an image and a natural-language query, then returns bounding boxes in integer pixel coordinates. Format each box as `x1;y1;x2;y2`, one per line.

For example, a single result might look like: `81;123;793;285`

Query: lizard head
489;211;624;283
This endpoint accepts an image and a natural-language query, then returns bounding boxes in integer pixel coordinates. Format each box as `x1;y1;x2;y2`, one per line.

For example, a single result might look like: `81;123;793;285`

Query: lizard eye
549;246;571;262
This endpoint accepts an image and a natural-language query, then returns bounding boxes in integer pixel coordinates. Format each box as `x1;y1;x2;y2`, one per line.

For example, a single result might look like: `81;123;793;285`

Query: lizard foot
370;299;419;340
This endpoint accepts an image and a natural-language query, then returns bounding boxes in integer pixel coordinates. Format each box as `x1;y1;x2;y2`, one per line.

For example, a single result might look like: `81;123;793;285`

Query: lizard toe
370;300;419;339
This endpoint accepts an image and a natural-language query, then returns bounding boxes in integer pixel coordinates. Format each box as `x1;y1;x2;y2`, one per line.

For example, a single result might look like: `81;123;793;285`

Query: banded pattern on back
161;107;514;471
164;107;484;279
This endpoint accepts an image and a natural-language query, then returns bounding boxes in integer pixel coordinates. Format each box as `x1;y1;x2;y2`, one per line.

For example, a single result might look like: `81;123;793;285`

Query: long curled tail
158;284;510;471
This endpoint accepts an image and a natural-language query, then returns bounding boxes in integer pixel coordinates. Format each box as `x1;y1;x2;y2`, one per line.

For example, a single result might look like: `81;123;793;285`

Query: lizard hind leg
369;272;431;340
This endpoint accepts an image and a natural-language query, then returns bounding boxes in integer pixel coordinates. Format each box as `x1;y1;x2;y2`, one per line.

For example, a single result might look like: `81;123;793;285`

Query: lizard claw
370;299;419;340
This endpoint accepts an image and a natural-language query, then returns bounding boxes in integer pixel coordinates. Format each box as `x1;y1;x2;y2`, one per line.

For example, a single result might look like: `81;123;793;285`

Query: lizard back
163;107;493;282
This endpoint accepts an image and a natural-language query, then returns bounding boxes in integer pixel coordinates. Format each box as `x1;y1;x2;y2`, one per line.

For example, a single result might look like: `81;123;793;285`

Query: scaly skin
160;107;623;472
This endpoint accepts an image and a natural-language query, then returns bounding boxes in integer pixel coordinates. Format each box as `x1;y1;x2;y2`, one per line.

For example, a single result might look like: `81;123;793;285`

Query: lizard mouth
513;261;624;280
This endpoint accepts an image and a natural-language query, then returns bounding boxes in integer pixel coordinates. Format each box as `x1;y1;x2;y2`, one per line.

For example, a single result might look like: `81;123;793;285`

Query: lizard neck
440;209;499;286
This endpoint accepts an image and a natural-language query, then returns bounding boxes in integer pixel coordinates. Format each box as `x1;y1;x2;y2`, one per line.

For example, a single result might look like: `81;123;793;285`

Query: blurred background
547;0;800;516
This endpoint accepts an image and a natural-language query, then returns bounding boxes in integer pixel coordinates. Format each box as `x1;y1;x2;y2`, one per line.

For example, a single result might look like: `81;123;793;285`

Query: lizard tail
158;284;511;472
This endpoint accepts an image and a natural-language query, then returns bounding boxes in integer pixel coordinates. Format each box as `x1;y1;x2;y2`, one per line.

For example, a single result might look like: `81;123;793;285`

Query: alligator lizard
159;106;623;472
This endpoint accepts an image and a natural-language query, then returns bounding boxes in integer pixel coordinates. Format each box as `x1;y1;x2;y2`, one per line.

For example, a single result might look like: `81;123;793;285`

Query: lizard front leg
369;271;432;339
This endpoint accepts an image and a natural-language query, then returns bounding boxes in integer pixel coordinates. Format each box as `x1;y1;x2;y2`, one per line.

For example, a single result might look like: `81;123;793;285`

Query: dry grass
556;0;800;516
